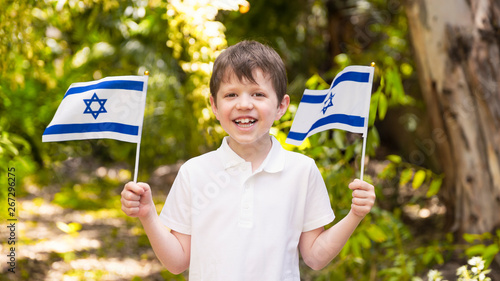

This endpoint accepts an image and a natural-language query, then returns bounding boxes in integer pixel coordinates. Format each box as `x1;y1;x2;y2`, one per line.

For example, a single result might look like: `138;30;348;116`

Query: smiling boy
121;40;375;280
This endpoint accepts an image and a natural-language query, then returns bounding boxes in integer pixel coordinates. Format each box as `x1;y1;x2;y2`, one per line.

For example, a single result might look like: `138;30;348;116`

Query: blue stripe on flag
287;114;365;141
300;71;371;104
64;80;144;98
329;71;370;90
43;123;139;136
300;95;326;103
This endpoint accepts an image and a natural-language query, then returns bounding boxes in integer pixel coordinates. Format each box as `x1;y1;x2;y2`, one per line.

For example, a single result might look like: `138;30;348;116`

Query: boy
121;40;375;280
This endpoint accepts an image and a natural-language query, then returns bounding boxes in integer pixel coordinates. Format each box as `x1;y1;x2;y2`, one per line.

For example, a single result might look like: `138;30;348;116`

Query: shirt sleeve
158;165;192;235
302;160;335;232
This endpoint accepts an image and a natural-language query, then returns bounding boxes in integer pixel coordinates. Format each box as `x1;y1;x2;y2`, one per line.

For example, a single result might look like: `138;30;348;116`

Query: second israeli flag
286;65;374;146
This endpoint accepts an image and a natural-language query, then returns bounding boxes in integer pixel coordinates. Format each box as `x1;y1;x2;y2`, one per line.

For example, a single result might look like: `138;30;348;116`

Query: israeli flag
286;65;374;146
42;75;148;143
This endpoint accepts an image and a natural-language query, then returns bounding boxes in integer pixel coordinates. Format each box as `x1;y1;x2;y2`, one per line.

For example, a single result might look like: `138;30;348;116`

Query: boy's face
210;68;289;149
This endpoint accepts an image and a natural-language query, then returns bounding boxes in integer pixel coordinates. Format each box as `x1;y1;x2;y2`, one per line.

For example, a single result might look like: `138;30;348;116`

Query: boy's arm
121;182;191;274
298;179;375;270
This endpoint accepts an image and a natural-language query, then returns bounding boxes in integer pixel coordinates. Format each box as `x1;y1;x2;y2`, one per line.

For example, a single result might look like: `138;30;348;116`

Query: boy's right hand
121;182;155;219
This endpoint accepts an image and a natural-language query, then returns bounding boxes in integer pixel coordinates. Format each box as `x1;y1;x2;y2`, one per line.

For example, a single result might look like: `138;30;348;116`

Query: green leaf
422;251;433;265
465;244;485;257
340;240;351;258
463;233;482;243
412;170;426;189
344;145;355;163
357;232;372;249
399;168;413;186
484;244;500;261
351;236;362;257
369;85;382;127
378;93;388;120
366;224;388;243
436;252;444;264
386;68;404;103
367;127;380;156
387;154;402;164
305;73;329;90
426;178;442;197
333;130;345;149
400;62;413;76
379;162;396;179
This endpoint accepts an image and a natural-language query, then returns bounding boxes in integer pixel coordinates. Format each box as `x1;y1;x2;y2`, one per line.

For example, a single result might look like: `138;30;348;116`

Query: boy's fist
121;182;154;218
348;179;376;218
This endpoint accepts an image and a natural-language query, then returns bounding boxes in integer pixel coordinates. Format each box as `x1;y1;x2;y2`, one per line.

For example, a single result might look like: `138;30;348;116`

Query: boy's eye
254;92;265;97
225;93;237;98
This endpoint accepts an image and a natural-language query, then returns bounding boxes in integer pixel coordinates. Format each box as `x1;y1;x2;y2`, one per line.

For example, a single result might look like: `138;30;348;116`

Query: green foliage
1;0;245;185
380;154;444;198
218;0;331;100
378;254;422;281
463;231;500;268
415;237;452;267
0;136;36;220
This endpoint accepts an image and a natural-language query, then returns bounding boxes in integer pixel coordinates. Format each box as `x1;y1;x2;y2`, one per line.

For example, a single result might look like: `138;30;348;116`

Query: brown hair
209;40;287;105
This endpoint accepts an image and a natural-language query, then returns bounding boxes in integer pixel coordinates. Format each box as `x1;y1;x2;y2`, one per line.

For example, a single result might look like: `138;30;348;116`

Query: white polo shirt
159;136;335;280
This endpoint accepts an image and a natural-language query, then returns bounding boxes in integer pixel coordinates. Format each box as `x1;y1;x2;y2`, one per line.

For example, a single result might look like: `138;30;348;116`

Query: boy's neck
226;136;273;172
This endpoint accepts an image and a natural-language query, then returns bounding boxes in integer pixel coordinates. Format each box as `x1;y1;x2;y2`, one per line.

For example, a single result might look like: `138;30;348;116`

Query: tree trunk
404;0;500;235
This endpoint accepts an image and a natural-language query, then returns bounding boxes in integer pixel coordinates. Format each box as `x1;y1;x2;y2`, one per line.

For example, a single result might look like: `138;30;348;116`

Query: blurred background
1;0;499;280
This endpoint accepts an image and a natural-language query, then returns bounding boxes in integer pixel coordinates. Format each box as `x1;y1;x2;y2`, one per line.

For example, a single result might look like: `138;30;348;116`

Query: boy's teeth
235;118;256;127
236;118;255;124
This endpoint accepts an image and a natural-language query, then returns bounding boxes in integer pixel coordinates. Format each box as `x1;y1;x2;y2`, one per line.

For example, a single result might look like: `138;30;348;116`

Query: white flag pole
360;134;367;180
133;71;149;183
133;145;141;183
359;62;375;181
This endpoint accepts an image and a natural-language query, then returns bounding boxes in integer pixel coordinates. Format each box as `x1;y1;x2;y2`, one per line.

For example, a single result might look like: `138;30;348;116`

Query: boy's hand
121;182;155;219
348;179;376;218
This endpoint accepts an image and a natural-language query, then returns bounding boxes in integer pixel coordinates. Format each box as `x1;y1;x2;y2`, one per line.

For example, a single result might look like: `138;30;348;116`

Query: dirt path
0;197;184;281
1;158;184;281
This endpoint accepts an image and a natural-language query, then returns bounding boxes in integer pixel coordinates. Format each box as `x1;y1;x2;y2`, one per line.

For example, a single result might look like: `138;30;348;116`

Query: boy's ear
275;94;290;120
210;95;219;120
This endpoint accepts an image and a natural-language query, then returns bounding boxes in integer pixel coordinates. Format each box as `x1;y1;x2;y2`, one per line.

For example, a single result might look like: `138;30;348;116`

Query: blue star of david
83;93;107;119
321;92;335;114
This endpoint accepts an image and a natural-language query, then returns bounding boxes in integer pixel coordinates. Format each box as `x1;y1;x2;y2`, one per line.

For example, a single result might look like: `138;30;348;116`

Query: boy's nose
236;95;254;110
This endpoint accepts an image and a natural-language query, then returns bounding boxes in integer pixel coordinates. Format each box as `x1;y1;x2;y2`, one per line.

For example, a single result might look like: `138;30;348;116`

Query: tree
404;0;500;235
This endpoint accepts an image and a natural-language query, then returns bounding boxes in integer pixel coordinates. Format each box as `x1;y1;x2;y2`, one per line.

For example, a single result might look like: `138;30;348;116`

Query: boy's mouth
234;118;256;128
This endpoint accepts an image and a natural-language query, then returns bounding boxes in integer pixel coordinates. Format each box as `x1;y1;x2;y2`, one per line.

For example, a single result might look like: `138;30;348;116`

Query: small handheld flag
43;75;148;143
286;65;375;179
43;74;149;182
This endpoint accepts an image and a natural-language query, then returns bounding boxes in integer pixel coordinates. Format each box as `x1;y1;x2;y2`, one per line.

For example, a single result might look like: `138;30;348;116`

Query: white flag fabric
286;65;374;146
42;75;149;143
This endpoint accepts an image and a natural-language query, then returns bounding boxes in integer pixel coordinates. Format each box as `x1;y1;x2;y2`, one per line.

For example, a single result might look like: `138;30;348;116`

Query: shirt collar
218;135;285;173
219;136;246;170
259;135;285;173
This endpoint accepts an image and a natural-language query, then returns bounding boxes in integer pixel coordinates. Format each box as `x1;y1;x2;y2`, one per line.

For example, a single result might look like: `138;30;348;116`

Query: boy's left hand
348;179;376;218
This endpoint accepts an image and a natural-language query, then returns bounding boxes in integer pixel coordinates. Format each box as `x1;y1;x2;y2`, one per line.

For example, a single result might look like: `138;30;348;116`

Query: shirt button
243;203;250;209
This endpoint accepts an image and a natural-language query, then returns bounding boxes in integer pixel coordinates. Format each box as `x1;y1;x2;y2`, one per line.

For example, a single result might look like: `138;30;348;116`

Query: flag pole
360;134;367;180
133;143;141;183
359;62;376;181
133;70;149;183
